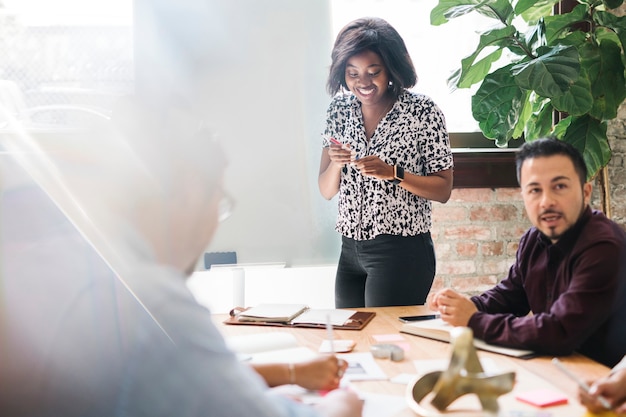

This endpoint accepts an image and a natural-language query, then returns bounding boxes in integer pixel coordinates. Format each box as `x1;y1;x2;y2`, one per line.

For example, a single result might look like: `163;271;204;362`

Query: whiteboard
135;0;340;266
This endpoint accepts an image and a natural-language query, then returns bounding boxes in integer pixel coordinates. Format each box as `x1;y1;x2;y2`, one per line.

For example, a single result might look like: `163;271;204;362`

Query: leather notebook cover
224;307;376;330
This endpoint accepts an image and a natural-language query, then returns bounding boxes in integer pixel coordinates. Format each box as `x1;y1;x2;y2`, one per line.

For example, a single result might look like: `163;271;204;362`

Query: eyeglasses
218;191;235;222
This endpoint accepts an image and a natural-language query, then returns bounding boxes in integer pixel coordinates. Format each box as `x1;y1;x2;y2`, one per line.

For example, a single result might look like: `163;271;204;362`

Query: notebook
225;304;376;330
400;318;535;358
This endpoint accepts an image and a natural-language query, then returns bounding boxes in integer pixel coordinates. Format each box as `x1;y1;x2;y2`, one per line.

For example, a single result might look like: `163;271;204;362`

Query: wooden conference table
215;305;611;417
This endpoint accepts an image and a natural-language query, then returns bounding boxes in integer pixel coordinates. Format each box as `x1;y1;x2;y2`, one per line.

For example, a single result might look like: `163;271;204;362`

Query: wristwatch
390;165;404;185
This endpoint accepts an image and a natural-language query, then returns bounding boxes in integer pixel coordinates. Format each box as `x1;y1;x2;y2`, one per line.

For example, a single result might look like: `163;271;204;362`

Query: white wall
187;265;337;314
135;0;340;267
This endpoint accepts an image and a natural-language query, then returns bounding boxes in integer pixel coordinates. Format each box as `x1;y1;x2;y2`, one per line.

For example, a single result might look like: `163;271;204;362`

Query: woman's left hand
353;156;394;180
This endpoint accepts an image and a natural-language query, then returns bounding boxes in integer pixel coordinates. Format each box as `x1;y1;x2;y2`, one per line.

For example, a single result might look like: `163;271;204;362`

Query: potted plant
431;0;626;213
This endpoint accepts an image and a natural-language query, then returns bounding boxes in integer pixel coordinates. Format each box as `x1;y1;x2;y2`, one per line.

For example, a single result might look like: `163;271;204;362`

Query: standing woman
319;17;453;308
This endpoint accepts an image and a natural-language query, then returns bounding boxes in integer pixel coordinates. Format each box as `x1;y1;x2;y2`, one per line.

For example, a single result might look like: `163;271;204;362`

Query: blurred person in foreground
0;99;361;417
427;137;626;368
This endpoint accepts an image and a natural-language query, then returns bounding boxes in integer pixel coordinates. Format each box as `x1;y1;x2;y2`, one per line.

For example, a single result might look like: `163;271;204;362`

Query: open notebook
400;318;535;358
225;304;376;330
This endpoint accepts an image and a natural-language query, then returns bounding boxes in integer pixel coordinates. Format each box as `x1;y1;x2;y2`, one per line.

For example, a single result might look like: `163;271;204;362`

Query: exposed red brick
449;188;493;203
481;241;504;256
469;205;519;222
495;188;522;201
432;205;468;222
450;275;499;294
438;260;477;275
456;242;478;257
444;226;492;241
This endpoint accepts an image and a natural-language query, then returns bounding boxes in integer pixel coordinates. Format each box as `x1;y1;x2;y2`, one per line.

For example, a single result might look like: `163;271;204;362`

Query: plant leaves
580;40;626;120
524;98;555;140
430;0;514;26
543;4;588;45
472;65;527;144
511;45;580;98
594;11;626;63
551;73;593;116
515;0;559;22
603;0;624;10
562;115;611;179
455;49;503;89
513;92;534;139
553;115;572;139
453;26;515;88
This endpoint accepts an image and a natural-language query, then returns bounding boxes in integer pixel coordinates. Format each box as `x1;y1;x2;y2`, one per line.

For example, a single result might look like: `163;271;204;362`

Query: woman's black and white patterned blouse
322;90;453;241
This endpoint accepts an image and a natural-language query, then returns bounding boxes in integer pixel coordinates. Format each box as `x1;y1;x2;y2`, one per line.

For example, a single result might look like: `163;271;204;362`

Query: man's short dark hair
515;137;588;186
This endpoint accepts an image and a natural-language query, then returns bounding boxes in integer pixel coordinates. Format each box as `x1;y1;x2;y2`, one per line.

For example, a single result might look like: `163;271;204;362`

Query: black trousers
335;233;436;308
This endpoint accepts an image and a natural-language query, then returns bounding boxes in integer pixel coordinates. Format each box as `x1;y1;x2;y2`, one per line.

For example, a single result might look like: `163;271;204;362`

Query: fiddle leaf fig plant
431;0;626;180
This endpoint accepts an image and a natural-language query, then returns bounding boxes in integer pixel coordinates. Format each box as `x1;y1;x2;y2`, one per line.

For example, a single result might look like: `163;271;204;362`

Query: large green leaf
562;115;611;179
603;0;624;10
594;11;626;65
472;65;527;145
511;45;580;98
524;98;554;140
543;5;588;45
430;0;514;26
514;0;556;15
552;115;572;139
515;0;559;23
551;74;593;116
454;26;516;88
513;92;534;139
450;49;503;90
580;40;626;120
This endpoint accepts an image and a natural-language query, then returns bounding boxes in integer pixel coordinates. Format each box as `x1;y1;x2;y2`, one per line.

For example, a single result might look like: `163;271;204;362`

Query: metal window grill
0;6;134;125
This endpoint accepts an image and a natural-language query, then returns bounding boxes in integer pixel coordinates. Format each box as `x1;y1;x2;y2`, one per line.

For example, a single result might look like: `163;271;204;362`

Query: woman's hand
294;355;348;391
353;155;392;180
328;142;355;167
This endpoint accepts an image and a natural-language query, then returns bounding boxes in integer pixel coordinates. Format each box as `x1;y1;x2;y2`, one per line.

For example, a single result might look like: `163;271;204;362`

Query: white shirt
323;90;453;240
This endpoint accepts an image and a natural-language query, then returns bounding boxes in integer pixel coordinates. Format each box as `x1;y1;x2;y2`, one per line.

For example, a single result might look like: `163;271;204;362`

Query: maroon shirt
469;207;626;367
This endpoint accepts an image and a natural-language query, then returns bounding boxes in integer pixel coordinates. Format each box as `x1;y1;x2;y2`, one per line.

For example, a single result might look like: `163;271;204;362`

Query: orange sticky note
515;389;569;407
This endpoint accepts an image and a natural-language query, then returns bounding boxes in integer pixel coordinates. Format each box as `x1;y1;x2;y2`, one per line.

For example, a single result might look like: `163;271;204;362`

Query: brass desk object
406;327;516;416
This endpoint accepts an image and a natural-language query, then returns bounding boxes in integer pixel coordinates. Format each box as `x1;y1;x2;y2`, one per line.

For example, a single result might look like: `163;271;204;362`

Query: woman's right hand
328;142;355;167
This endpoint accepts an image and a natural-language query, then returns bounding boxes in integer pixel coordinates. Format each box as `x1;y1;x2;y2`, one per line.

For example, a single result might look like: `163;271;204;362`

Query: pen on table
551;357;612;410
326;314;335;354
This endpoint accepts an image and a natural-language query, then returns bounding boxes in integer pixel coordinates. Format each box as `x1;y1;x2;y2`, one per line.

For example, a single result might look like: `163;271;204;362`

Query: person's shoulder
401;90;438;106
399;90;443;114
587;209;626;242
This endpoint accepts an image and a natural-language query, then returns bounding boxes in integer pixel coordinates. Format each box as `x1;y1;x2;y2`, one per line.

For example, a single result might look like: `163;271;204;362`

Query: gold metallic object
406;327;516;416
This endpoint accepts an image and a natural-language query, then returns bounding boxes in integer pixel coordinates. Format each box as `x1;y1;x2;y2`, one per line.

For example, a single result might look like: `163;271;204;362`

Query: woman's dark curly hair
326;17;417;98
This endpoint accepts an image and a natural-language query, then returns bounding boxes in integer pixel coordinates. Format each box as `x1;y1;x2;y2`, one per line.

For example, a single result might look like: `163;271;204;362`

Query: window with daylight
331;0;521;188
0;0;133;127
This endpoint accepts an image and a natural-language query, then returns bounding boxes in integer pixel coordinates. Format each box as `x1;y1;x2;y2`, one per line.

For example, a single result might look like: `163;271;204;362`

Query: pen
551;358;612;410
329;137;342;146
326;314;335;354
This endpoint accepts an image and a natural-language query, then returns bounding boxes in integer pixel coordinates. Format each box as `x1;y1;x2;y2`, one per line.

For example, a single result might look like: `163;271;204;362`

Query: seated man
428;137;626;367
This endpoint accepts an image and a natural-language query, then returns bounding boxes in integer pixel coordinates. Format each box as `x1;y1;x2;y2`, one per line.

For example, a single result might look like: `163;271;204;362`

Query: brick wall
431;102;626;297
